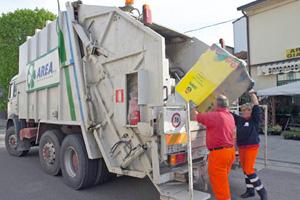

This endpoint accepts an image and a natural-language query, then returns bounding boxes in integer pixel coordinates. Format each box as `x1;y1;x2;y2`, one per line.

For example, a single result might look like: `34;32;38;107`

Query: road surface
1;131;300;200
0;140;159;200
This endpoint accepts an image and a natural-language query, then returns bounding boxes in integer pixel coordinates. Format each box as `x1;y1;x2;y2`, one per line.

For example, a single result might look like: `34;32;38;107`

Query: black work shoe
257;188;268;200
240;188;255;198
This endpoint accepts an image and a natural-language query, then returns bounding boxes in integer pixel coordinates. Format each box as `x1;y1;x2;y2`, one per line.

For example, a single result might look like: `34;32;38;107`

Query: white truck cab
7;75;18;118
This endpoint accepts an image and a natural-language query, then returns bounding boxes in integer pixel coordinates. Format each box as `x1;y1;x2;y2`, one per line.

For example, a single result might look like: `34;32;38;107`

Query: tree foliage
0;8;56;111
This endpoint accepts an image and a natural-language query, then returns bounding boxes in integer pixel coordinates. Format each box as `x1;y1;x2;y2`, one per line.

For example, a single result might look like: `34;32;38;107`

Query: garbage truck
5;1;250;199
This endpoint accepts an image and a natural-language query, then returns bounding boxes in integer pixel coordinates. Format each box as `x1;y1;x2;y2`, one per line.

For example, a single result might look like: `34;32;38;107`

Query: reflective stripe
255;184;264;191
250;176;259;183
247;184;254;188
65;11;85;122
165;133;187;145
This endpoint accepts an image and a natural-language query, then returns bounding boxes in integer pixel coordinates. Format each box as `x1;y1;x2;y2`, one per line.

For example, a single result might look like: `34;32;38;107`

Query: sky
0;0;253;46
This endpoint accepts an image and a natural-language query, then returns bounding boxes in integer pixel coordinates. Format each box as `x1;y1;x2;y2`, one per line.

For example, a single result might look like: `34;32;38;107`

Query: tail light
169;152;187;167
143;4;152;25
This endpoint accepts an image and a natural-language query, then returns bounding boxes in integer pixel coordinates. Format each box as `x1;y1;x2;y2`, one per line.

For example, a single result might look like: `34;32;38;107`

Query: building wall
233;17;247;54
251;66;277;90
248;0;300;65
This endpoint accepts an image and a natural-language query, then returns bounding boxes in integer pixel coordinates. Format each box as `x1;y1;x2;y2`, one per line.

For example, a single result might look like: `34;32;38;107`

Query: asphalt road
0;146;159;200
1;131;300;200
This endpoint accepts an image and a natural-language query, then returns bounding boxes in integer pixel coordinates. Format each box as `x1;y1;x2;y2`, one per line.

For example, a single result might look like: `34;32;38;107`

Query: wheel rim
64;147;79;178
42;142;56;165
8;134;17;149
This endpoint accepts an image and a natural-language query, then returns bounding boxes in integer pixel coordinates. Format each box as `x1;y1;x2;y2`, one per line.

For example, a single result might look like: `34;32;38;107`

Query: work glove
247;80;255;92
190;108;199;121
248;89;256;94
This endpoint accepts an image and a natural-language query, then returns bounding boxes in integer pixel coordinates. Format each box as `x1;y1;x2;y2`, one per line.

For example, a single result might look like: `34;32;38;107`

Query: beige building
238;0;300;90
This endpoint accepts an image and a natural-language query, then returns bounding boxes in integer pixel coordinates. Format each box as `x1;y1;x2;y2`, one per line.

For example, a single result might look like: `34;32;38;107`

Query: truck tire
60;134;98;190
5;126;29;157
94;158;115;185
39;130;64;176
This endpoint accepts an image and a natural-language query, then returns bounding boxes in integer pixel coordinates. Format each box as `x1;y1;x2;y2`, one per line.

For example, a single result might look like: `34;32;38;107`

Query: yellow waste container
176;44;253;112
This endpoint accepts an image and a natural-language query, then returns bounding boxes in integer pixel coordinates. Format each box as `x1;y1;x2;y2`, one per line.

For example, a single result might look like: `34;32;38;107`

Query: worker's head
214;95;229;109
241;103;252;119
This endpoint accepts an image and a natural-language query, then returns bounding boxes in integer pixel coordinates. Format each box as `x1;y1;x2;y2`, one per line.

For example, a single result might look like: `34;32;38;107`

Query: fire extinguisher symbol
115;89;124;103
171;113;181;128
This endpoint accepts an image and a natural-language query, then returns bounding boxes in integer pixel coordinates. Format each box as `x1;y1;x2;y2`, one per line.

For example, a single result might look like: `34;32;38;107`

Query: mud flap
10;117;31;151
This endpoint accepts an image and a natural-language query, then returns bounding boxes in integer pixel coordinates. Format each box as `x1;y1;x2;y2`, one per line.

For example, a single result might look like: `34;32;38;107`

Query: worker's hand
190;108;199;121
248;89;256;94
249;89;259;105
247;80;255;92
232;99;238;105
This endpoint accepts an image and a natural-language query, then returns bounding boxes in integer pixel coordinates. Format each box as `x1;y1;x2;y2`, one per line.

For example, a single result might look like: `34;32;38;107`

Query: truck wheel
5;126;29;157
60;134;98;190
94;158;115;185
39;130;64;176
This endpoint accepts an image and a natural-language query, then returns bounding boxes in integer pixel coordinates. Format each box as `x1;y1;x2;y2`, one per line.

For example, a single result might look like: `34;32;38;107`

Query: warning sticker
164;108;186;134
171;113;181;128
115;89;124;103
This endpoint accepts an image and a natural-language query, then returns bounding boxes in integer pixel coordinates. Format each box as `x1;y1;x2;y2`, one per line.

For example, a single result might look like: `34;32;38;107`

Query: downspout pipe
242;10;251;76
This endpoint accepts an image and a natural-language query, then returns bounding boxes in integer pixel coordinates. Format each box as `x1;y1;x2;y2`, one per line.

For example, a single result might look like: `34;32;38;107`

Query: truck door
7;81;18;117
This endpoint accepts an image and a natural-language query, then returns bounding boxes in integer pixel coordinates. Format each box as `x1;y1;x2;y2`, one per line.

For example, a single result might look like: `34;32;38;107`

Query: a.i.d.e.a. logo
26;48;59;91
27;64;36;90
27;61;54;90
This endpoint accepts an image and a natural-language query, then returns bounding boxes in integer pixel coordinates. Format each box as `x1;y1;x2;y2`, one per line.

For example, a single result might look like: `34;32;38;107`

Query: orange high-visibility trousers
238;146;259;175
208;147;235;200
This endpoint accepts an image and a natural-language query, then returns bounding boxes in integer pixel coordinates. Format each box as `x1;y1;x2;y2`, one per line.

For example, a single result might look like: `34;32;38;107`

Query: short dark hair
216;95;229;108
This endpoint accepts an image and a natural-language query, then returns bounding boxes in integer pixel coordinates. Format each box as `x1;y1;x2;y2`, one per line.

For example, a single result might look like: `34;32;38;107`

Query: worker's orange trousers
208;147;235;200
238;146;259;175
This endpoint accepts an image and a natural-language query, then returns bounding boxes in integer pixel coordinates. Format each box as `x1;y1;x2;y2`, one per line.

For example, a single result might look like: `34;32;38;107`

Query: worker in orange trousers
195;95;236;200
232;89;268;200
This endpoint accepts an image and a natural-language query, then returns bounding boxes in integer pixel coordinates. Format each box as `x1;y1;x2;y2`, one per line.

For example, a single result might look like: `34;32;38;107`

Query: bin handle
163;86;168;102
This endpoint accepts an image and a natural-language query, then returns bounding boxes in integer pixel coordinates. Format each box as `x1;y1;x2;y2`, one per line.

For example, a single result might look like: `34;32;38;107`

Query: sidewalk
228;167;300;200
256;135;300;174
258;135;300;165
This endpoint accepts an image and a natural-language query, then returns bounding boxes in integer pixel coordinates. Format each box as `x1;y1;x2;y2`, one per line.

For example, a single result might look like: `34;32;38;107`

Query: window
13;83;17;97
277;72;300;86
8;84;12;99
8;82;17;99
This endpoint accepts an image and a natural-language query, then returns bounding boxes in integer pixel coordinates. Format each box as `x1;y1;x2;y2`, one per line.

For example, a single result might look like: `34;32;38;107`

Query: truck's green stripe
57;14;76;121
64;67;76;121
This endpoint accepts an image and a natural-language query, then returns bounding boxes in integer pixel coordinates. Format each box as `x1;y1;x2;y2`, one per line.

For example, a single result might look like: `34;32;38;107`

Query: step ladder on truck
4;1;228;199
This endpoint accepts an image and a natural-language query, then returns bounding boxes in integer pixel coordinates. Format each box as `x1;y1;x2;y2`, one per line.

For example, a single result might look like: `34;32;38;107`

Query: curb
256;160;300;175
0;134;4;148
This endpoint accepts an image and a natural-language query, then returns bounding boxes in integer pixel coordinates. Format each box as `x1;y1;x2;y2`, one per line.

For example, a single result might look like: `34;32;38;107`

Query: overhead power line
184;18;238;33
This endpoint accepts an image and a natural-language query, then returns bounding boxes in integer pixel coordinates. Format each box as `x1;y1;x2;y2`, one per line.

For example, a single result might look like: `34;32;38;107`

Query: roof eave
237;0;266;11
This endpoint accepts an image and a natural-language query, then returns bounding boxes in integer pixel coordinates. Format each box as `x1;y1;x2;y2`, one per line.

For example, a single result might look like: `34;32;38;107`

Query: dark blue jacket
232;105;261;146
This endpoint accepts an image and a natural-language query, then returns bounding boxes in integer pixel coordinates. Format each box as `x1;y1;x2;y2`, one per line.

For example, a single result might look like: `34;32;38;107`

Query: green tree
0;8;56;111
